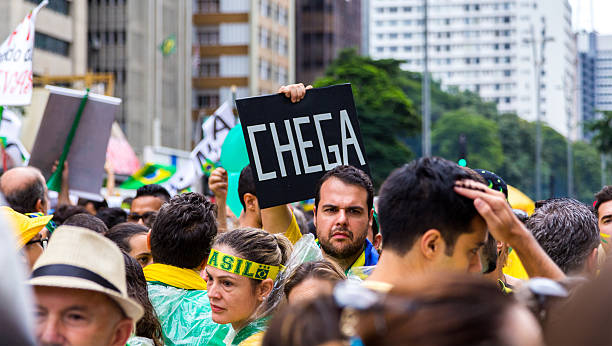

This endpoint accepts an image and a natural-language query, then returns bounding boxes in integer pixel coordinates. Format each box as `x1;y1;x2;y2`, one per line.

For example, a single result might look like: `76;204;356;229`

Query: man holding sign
237;83;378;273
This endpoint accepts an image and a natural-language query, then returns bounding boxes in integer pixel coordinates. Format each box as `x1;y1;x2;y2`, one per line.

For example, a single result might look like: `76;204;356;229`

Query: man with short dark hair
263;165;378;273
64;212;109;234
366;157;564;290
129;184;171;227
527;198;599;276
0;166;48;214
312;165;378;272
209;165;302;243
143;192;228;344
595;186;612;253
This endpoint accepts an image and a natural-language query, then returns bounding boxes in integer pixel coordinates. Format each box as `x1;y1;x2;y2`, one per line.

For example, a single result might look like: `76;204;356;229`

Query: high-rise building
295;0;361;84
577;31;597;139
595;35;612;112
192;0;295;122
367;0;577;139
0;0;87;77
88;0;192;153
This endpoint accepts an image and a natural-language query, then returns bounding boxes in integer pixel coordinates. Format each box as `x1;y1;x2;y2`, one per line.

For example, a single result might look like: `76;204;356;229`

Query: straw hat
28;226;144;322
0;206;53;248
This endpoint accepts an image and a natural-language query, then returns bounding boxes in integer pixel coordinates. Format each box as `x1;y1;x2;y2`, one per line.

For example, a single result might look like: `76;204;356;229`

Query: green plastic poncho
147;283;229;345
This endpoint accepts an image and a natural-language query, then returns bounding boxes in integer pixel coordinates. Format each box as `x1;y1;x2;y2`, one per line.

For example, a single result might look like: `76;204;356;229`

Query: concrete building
594;35;612;112
0;0;87;77
88;0;192;153
295;0;361;85
367;0;578;139
576;31;597;138
576;33;612;139
192;0;295;121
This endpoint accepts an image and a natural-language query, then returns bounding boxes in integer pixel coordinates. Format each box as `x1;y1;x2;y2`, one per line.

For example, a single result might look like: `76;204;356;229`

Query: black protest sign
236;83;369;208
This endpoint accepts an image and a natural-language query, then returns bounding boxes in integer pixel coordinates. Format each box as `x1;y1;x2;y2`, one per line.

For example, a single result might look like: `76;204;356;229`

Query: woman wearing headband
205;227;293;346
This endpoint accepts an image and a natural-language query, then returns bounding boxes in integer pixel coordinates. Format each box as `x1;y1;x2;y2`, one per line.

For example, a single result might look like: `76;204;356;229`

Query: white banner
0;0;48;106
198;101;236;163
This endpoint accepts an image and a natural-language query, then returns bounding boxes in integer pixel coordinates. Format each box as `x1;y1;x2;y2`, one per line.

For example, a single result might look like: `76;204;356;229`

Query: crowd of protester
2;84;612;345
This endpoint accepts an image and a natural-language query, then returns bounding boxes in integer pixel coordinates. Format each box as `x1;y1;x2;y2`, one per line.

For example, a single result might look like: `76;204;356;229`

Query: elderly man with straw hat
29;225;143;345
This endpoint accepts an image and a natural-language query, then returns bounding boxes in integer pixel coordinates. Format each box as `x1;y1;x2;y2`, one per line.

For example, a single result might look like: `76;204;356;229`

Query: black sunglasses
25;238;49;249
128;211;157;223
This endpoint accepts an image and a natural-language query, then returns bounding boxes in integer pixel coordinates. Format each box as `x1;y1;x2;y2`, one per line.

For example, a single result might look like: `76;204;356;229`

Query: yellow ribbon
143;263;207;290
206;249;283;281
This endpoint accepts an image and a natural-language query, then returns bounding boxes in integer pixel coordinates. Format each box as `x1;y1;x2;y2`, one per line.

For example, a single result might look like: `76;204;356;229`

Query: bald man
0;167;49;214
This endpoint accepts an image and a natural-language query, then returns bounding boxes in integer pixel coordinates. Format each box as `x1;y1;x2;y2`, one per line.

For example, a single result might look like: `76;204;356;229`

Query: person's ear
257;278;274;302
420;229;444;260
147;231;151;250
585;247;599;275
110;318;134;346
244;193;257;212
35;199;45;213
368;208;374;228
373;233;383;252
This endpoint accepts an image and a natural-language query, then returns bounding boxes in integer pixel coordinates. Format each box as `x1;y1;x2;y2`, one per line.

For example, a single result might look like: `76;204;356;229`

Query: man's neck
367;250;425;284
325;246;364;273
239;212;262;229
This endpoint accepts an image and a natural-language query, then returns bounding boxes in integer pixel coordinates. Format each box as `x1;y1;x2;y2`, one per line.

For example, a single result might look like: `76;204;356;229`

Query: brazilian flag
160;34;176;56
120;163;176;189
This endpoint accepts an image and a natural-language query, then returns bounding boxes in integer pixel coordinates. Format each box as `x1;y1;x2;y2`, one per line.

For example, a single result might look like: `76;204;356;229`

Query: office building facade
295;0;361;84
192;0;295;121
367;0;577;138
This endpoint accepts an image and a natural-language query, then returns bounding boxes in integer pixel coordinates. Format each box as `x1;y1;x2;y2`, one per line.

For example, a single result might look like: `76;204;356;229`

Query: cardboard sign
236;84;369;208
29;86;120;201
0;1;48;105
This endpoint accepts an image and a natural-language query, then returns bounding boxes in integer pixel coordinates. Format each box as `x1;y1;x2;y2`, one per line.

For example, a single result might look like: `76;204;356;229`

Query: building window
196;94;220;108
197;26;219;45
197;0;219;13
198;59;219;77
27;0;69;15
35;32;70;57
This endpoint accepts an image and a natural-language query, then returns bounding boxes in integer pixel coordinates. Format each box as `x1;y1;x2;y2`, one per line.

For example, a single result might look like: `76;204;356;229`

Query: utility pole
421;0;431;157
525;18;553;200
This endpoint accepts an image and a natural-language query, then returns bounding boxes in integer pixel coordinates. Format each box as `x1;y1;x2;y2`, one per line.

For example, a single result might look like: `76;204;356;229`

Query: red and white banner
0;0;48;106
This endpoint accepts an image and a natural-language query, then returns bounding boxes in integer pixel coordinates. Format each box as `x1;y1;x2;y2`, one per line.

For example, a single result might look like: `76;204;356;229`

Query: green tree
573;141;602;203
432;109;503;171
587;111;612;155
314;49;419;186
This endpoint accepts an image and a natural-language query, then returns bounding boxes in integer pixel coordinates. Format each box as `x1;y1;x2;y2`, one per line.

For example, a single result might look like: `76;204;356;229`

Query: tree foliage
588;111;612;155
312;49;603;202
432;109;503;171
314;49;419;186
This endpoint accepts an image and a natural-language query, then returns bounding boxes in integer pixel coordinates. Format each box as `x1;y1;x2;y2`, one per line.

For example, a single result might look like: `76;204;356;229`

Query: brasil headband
207;248;284;281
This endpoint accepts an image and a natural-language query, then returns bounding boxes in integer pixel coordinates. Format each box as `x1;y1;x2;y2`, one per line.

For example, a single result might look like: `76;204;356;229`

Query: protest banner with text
236;84;369;208
0;0;48;105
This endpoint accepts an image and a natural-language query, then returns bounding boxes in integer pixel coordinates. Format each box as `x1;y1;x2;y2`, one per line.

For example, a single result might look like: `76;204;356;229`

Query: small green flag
160;34;176;56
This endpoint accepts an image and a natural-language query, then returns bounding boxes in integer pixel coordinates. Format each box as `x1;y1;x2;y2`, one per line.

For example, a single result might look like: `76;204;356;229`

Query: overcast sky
570;0;612;34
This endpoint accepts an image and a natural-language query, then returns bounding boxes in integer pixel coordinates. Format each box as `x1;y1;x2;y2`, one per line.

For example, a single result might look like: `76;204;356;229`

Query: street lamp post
525;18;553;200
422;0;431;157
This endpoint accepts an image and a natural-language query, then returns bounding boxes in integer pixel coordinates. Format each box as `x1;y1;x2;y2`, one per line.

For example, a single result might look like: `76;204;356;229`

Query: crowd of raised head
2;84;612;346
